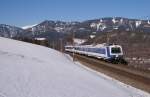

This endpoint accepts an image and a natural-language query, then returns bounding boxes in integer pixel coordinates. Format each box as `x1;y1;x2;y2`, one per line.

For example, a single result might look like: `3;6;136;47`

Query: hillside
0;37;150;97
0;17;150;65
1;17;150;40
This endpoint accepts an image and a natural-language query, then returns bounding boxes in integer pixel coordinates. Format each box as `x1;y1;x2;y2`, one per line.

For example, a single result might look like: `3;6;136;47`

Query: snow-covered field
0;37;149;97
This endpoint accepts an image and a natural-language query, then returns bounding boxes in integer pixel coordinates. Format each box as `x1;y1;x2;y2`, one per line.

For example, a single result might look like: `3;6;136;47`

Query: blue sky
0;0;150;27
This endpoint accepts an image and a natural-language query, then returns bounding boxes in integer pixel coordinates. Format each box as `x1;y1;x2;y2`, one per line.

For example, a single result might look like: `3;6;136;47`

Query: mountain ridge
1;17;150;39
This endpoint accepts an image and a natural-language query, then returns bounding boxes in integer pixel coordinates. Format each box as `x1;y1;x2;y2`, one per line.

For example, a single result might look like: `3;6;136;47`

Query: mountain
24;20;80;33
23;17;150;39
0;24;26;38
1;17;150;40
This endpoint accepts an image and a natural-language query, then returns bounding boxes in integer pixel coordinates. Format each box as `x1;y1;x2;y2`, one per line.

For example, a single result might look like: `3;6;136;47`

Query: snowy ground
0;37;149;97
74;38;86;45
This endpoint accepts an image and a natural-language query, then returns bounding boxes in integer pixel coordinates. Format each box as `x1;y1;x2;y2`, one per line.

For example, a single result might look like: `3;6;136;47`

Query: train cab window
111;47;121;53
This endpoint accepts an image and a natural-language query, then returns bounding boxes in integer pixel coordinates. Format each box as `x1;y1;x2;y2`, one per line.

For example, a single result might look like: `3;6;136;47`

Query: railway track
67;52;150;93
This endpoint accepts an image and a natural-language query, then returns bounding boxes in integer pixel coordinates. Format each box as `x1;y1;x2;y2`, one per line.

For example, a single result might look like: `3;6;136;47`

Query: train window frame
109;45;123;55
111;47;121;54
110;47;122;54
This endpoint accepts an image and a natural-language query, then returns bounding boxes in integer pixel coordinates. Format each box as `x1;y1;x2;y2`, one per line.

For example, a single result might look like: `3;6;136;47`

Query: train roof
65;43;121;48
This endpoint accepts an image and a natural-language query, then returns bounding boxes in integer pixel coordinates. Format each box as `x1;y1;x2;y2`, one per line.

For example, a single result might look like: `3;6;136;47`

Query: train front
107;45;126;64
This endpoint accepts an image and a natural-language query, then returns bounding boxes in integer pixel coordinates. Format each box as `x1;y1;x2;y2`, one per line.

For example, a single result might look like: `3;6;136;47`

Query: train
65;43;127;64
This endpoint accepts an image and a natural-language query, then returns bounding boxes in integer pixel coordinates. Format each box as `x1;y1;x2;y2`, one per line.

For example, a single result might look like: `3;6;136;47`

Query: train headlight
116;55;119;57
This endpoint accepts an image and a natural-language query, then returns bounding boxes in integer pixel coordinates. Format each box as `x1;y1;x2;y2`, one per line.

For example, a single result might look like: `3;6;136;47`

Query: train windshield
111;47;121;53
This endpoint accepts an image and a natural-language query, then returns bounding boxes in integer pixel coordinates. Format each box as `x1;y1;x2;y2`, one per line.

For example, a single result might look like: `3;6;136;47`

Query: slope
0;37;149;97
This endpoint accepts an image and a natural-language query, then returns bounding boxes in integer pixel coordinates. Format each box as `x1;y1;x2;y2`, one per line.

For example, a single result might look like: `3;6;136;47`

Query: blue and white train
65;43;127;64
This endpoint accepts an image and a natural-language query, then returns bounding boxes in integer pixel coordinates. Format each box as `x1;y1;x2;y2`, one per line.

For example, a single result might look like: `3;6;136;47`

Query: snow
100;19;103;22
112;17;117;24
136;21;142;28
34;38;46;40
22;24;37;29
90;21;106;31
90;23;97;28
148;20;150;24
113;26;119;30
90;35;95;39
74;38;86;44
0;37;150;97
95;19;107;31
120;18;124;24
96;22;101;31
54;27;64;32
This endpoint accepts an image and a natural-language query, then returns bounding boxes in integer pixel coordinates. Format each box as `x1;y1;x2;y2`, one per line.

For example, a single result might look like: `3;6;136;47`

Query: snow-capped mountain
25;20;80;33
1;17;150;40
23;17;150;39
0;24;25;38
89;17;150;32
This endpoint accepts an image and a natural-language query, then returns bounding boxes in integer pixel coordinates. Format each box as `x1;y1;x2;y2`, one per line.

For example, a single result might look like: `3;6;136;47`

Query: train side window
95;48;106;54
